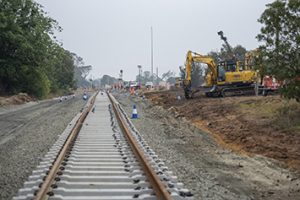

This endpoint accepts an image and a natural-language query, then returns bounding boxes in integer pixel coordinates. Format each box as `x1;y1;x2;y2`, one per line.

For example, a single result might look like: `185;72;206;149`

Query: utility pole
119;69;123;89
137;65;142;87
90;75;93;90
151;26;153;83
119;69;123;80
156;67;158;86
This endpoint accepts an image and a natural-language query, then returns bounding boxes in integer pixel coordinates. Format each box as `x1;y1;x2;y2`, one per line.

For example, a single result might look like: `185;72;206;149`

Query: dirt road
114;91;300;200
0;96;86;200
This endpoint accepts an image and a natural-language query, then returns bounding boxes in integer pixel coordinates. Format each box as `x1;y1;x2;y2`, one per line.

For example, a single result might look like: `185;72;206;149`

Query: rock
175;114;184;118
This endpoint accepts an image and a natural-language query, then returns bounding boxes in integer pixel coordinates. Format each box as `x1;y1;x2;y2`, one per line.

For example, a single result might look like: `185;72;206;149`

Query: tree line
257;0;299;101
0;0;91;98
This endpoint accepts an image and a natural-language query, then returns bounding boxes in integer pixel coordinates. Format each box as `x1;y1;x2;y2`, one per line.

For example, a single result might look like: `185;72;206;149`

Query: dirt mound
145;90;300;171
0;93;35;106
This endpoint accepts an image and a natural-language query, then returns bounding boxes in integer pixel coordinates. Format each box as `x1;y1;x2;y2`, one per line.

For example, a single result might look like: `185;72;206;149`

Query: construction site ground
0;94;87;199
144;89;300;171
113;90;300;200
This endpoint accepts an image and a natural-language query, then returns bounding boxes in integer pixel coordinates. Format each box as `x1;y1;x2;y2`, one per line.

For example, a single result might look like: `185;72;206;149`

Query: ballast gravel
113;91;300;200
0;96;86;200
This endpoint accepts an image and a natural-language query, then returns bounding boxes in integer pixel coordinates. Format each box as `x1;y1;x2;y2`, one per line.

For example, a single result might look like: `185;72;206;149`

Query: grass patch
238;96;300;132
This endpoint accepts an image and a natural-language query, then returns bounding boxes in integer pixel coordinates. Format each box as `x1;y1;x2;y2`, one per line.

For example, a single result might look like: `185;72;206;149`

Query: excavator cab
216;61;255;85
204;59;256;97
205;60;237;85
217;65;226;81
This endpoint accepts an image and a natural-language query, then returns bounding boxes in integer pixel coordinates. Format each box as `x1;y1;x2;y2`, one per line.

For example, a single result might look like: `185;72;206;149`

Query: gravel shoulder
0;96;86;200
113;91;300;200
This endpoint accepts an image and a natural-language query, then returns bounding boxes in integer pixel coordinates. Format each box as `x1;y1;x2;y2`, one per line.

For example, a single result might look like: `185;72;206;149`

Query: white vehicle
130;81;138;87
129;81;140;89
104;84;111;89
145;82;153;88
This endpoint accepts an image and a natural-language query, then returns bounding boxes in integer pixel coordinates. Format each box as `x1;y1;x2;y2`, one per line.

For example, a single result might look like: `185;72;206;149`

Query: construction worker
130;87;135;95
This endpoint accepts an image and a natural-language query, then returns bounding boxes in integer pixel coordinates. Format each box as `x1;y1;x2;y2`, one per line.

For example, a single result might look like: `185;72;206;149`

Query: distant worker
83;93;88;100
130;87;135;95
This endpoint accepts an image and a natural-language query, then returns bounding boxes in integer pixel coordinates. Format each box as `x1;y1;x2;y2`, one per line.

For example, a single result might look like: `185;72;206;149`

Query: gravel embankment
0;96;86;200
113;91;300;200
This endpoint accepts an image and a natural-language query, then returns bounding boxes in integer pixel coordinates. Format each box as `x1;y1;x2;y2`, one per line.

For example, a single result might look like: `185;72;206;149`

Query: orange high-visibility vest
130;87;135;95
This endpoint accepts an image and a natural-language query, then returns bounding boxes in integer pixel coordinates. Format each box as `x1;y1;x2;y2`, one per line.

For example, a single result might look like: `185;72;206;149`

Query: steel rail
34;92;98;200
108;92;173;200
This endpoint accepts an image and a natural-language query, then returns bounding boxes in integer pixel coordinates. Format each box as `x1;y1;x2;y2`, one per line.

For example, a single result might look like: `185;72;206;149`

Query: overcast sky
36;0;272;81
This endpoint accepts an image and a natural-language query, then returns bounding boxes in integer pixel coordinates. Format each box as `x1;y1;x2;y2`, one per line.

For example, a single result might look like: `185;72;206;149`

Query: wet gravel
113;91;300;200
0;96;86;200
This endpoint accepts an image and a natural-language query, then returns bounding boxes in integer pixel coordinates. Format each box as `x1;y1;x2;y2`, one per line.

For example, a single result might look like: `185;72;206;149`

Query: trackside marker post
131;105;138;119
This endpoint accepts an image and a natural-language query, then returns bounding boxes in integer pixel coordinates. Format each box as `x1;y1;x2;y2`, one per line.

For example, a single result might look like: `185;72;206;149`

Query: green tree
72;52;92;88
0;0;82;98
166;77;176;84
233;45;247;61
0;0;59;97
161;70;175;81
257;0;300;101
143;71;151;83
208;45;247;64
191;63;203;88
207;51;220;64
135;71;151;84
101;75;117;86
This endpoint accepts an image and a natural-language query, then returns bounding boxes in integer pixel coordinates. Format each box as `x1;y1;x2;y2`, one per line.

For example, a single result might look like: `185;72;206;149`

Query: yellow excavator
182;50;257;98
182;31;257;99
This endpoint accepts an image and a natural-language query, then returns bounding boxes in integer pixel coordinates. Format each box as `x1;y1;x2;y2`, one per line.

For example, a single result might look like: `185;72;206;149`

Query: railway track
13;92;193;200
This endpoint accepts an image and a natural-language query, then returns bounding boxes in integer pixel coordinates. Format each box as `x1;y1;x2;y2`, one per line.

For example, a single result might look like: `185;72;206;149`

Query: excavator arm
192;53;218;83
184;51;218;83
217;31;236;61
182;51;193;99
183;51;218;98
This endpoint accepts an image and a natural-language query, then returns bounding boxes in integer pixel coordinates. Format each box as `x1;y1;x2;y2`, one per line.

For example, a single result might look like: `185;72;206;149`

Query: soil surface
0;95;86;200
0;93;35;107
113;90;300;200
145;89;300;171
